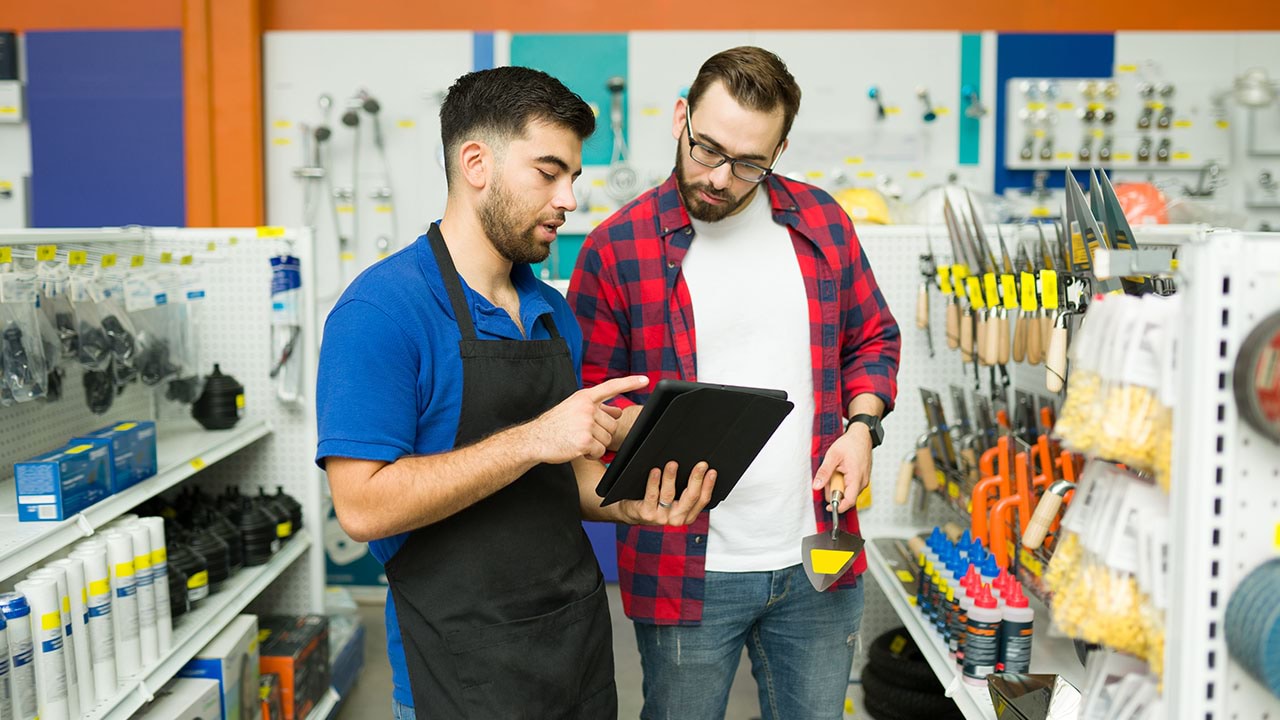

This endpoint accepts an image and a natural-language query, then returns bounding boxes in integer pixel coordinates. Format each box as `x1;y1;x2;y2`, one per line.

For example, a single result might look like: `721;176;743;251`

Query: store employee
315;67;716;719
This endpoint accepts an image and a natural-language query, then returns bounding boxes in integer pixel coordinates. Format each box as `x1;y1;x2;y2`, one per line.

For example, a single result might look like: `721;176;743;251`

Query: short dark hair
687;46;801;142
439;66;595;183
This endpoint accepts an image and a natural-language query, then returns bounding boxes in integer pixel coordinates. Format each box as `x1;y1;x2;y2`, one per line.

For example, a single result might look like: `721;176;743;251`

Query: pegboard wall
1167;230;1280;719
148;228;326;617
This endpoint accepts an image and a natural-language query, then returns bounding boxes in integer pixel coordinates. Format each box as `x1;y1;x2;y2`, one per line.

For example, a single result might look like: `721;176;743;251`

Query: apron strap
429;221;564;341
429;223;478;341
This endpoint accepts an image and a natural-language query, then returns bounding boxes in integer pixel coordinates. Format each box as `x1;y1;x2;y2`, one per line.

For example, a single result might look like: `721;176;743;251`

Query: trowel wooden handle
1046;324;1068;393
1026;314;1043;366
1012;313;1028;364
916;283;929;329
895;456;915;504
996;312;1011;366
959;311;974;361
976;314;990;366
1023;491;1064;550
961;447;979;484
829;469;846;496
906;535;926;556
917;446;939;491
946;301;960;350
1040;313;1054;356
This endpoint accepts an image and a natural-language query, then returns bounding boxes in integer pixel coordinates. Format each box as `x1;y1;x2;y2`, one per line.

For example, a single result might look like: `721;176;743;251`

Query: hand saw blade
1066;170;1122;294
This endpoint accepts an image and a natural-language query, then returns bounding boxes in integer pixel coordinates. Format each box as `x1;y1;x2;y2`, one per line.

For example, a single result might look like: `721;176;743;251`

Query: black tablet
596;379;793;510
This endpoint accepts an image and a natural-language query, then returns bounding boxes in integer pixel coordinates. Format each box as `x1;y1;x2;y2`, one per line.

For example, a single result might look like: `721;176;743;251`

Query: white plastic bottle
139;518;172;652
69;542;117;700
26;567;82;718
13;578;69;720
0;611;13;720
121;523;158;665
47;557;96;713
0;593;39;720
962;584;1002;685
999;582;1035;674
102;531;142;678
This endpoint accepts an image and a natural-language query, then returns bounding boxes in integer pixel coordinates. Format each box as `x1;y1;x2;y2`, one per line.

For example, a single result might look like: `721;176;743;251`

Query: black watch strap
849;413;883;448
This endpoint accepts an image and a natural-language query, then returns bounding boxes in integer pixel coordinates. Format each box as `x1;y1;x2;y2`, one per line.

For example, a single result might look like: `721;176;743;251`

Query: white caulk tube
102;531;142;678
70;541;118;700
138;518;172;653
13;578;69;720
47;557;97;711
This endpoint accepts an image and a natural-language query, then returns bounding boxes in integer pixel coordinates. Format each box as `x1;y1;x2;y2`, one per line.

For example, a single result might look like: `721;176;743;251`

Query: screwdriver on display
917;228;938;358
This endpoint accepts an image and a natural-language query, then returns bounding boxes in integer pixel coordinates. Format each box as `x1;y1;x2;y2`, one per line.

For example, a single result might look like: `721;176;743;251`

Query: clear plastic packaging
69;269;111;371
0;271;50;402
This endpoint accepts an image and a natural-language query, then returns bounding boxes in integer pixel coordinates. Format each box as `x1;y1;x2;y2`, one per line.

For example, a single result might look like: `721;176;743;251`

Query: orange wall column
183;0;263;226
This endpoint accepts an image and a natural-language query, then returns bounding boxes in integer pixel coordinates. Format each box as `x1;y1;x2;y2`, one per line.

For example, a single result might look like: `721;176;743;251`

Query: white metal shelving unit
0;226;326;717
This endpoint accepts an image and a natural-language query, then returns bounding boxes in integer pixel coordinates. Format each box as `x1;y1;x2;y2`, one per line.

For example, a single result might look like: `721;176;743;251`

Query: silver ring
658;501;673;509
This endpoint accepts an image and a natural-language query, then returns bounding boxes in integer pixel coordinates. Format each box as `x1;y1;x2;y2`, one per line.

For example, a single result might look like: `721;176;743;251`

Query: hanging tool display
605;77;640;204
355;90;399;260
917;229;937;358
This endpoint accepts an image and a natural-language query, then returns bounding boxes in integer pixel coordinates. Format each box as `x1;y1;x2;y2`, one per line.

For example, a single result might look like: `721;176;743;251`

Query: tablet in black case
596;379;794;510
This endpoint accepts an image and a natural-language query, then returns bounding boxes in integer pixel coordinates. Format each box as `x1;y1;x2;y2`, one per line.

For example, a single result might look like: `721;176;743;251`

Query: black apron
384;224;617;719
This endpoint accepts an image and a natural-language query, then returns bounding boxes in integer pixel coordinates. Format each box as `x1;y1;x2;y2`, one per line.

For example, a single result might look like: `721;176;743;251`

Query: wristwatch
848;414;884;448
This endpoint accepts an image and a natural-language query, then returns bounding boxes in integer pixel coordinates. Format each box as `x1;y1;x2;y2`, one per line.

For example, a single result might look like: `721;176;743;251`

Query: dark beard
477;178;560;265
674;149;757;222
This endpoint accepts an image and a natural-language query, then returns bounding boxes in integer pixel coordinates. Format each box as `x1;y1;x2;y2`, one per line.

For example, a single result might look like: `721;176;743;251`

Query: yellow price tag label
336;205;354;214
1020;548;1044;577
1114;152;1134;161
591;178;606;187
1147;101;1165;110
1173;151;1192;160
907;170;926;179
1174;120;1193;128
934;106;950;115
36;245;57;261
1020;272;1038;312
131;255;146;267
1055;151;1075;160
884;106;901;115
1031;207;1051;218
190;457;206;471
114;422;137;431
1041;270;1059;310
1087;102;1106;112
1025;102;1046;111
1217;120;1231;129
844;156;864;165
966;277;985;309
938;265;953;295
889;635;908;654
229;236;239;245
1118;64;1138;73
375;204;393;213
856;171;876;179
1033;129;1046;139
101;253;117;268
397;119;416;128
272;119;292;129
896;570;915;583
68;250;88;266
256;226;286;238
0;247;11;264
1057;101;1075;110
272;137;292;146
1001;275;1018;309
640;106;662;117
339;252;356;261
948;482;960;499
180;254;194;266
1275;522;1280;550
277;522;293;538
0;106;17;115
983;273;999;307
1091;128;1105;138
589;205;611;214
207;241;217;252
235;393;245;409
160;251;173;264
805;171;824;180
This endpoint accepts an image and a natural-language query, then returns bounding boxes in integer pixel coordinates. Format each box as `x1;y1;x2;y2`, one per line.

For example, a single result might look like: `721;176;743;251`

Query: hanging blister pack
170;265;207;404
0;269;49;403
270;253;303;403
37;261;79;363
69;268;111;372
125;267;181;387
92;266;139;386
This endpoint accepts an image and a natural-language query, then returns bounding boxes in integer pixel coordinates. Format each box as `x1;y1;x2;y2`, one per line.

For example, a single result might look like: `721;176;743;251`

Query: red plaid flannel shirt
568;172;901;625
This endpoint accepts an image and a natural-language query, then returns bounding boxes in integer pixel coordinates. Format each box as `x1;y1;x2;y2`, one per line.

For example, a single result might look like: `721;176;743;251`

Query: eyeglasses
684;111;780;184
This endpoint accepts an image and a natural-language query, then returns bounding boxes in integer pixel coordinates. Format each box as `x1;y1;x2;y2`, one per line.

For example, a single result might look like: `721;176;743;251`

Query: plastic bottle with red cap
962;583;1002;684
999;581;1035;673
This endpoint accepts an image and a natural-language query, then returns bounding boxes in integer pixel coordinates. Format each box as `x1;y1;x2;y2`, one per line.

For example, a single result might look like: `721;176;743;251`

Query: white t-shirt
683;188;818;572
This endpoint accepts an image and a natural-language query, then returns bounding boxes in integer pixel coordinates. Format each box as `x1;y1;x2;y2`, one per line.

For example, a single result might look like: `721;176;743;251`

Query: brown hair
686;46;801;142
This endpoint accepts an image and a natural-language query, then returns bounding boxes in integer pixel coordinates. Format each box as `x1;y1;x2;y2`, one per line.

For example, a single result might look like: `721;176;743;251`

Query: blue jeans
392;699;415;720
633;564;864;720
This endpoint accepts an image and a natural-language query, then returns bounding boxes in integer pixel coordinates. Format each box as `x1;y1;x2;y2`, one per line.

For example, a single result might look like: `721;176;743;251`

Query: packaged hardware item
258;615;330;720
178;615;260;720
14;443;112;522
70;421;158;494
133;677;221;720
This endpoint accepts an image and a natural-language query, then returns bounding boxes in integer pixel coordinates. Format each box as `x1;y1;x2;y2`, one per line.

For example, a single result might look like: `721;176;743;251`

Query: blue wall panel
995;33;1114;194
26;30;185;227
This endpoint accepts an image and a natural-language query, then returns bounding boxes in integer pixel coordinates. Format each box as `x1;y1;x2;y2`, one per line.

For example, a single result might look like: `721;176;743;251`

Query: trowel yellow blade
810;548;856;575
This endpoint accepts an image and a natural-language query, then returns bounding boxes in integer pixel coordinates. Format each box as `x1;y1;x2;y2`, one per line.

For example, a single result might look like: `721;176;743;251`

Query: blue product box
178;614;259;720
71;421;158;493
14;443;112;521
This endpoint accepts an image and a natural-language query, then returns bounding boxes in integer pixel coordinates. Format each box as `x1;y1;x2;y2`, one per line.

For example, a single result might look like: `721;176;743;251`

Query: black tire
862;666;964;719
862;693;913;720
867;627;945;692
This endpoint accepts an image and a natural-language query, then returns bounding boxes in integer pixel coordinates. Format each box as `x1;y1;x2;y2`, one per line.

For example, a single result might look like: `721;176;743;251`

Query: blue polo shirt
315;226;583;708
